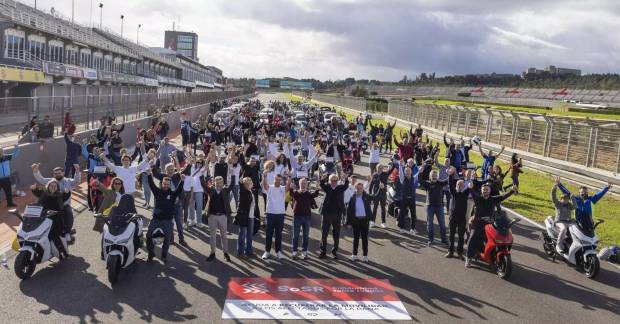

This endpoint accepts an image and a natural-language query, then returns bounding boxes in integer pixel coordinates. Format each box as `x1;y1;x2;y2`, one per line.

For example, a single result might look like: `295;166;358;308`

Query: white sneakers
465;257;471;268
196;223;206;229
351;255;369;262
410;229;416;235
261;252;271;259
369;221;375;228
187;220;194;227
276;251;284;259
380;223;386;229
301;251;307;260
291;251;298;259
399;228;406;234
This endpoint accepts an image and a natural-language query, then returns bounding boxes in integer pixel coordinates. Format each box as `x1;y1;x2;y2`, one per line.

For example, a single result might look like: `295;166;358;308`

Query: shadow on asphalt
510;263;620;314
18;256;197;323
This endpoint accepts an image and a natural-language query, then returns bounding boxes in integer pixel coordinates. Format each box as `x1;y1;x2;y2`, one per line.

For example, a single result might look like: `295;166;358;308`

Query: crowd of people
14;97;614;268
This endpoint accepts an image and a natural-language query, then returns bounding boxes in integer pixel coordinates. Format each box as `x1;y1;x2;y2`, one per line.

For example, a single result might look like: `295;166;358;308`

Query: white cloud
20;0;620;80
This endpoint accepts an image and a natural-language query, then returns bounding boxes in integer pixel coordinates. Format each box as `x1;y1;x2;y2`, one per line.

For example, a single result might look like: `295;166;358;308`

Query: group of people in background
4;96;613;270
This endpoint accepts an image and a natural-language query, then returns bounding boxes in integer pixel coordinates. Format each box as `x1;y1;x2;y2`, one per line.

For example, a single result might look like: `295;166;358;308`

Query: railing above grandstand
0;0;140;60
93;27;181;69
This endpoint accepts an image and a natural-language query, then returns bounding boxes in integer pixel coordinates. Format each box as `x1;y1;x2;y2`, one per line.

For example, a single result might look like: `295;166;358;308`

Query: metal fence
312;94;367;112
388;101;620;173
0;90;250;146
303;93;620;173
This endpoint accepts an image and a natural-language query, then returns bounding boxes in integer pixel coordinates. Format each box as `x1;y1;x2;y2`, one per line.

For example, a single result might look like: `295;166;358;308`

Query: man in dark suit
346;182;373;262
319;173;349;259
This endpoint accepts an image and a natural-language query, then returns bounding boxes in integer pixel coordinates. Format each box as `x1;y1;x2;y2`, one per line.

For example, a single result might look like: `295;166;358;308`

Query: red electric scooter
476;214;520;280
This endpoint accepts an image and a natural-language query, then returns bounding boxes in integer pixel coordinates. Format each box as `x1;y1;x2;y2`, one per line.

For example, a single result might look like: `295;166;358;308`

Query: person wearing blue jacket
396;158;420;235
0;143;20;207
64;133;82;178
557;178;612;230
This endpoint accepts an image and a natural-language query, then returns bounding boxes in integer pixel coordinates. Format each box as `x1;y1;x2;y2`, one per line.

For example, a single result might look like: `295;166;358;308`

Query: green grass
291;94;620;247
415;98;620;121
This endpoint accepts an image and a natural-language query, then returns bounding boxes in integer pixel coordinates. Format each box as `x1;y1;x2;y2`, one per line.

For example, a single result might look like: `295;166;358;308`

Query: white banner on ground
222;278;411;321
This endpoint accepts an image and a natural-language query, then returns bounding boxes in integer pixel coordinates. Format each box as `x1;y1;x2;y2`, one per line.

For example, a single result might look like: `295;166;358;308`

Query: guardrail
304;93;620;178
1;91;252;197
0;90;250;147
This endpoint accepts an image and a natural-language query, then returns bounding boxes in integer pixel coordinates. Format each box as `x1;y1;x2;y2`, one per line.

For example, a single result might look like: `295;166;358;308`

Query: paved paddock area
0;93;619;323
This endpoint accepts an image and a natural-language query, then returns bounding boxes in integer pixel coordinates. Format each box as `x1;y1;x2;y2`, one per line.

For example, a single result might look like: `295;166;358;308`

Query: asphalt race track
0;93;618;323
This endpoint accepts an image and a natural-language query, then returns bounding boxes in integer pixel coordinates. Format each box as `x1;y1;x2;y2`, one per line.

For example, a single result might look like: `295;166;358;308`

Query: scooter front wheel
583;254;600;279
496;254;512;280
14;251;36;280
107;255;121;286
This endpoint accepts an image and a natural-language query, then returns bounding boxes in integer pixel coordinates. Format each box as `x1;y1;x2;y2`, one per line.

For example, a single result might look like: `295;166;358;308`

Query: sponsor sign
144;78;159;87
222;278;411;320
64;66;82;78
0;66;44;83
114;73;127;83
82;68;98;80
99;71;115;82
43;62;66;76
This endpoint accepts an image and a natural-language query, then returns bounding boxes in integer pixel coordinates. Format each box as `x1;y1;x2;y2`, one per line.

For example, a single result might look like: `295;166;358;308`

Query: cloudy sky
27;0;620;81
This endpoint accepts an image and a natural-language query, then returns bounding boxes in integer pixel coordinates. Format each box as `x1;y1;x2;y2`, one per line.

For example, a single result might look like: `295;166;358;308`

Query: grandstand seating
355;84;620;104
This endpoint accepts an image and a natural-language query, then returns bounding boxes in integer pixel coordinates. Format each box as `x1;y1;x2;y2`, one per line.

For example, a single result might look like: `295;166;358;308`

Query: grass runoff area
415;98;620;121
287;93;620;248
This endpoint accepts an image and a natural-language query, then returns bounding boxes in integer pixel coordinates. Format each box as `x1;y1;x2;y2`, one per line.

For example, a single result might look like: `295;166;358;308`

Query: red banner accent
226;278;400;302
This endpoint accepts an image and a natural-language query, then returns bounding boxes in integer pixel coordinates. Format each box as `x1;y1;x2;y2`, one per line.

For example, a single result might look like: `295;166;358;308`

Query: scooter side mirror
594;219;605;229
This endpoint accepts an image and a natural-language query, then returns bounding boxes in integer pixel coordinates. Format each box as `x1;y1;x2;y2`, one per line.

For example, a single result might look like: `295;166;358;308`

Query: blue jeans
292;216;311;252
426;205;446;242
141;173;151;205
230;184;240;208
191;192;204;225
265;213;285;253
237;218;255;255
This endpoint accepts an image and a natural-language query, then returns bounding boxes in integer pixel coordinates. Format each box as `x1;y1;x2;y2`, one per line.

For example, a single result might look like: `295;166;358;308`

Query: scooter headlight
116;237;130;245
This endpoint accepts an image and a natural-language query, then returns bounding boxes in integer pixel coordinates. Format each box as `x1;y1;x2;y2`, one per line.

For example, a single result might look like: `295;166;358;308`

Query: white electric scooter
10;205;68;280
542;216;604;279
98;212;144;285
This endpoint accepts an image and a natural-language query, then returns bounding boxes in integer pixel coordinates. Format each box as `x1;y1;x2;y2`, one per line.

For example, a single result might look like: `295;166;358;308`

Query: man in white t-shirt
103;153;153;195
261;171;286;259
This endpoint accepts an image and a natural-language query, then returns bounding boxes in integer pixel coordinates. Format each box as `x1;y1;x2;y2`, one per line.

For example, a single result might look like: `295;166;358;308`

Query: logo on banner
241;282;268;294
223;278;411;320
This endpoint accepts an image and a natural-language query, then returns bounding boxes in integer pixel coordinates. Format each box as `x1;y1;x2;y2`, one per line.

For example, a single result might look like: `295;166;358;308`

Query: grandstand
0;0;232;145
349;84;620;108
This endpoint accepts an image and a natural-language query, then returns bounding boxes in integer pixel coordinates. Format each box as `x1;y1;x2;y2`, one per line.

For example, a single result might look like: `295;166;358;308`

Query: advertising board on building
99;71;115;82
81;68;98;80
43;62;66;76
0;66;44;83
64;66;82;78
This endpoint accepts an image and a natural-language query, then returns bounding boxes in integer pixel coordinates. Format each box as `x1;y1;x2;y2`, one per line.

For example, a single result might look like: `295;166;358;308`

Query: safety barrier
305;94;620;178
3;91;252;195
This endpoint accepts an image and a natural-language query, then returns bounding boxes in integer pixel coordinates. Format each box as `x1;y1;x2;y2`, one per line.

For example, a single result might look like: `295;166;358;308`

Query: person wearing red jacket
63;112;76;135
394;135;414;162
